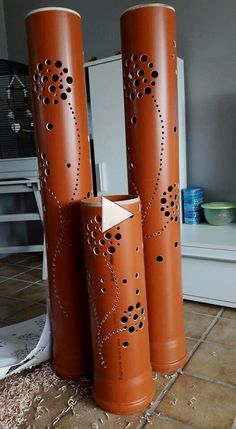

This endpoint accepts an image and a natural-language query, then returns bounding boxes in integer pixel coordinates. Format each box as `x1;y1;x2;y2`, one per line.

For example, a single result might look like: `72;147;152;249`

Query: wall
0;0;7;58
3;0;236;202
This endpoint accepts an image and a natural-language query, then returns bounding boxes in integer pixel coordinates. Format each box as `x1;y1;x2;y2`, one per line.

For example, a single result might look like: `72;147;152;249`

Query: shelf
0;213;41;222
181;222;236;252
0;245;43;254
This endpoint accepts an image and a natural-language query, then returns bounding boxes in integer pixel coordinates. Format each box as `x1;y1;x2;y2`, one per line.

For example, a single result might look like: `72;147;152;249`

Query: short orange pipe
25;7;93;379
120;5;187;373
81;196;155;414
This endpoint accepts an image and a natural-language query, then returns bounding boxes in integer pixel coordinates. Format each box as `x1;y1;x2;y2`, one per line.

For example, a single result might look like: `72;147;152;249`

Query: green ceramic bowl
201;202;236;226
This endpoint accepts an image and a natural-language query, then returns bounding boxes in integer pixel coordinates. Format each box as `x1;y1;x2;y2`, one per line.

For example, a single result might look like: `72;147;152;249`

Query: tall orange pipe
25;7;93;379
81;196;155;414
120;5;187;373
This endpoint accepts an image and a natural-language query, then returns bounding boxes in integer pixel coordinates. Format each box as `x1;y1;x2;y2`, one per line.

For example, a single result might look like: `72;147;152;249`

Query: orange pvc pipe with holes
81;196;155;414
25;7;93;379
120;5;187;373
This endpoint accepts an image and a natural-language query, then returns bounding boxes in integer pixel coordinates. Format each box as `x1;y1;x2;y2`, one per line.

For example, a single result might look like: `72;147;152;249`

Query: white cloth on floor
0;310;51;379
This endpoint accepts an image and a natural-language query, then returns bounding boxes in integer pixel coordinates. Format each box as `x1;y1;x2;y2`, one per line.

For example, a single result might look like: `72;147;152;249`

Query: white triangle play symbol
102;197;133;232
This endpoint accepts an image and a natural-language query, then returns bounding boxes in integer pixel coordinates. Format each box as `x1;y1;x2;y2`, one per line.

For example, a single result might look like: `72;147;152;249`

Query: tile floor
0;253;236;428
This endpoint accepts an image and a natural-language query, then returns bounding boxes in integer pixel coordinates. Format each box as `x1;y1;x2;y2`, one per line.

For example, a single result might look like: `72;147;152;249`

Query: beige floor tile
151;339;197;391
55;392;143;429
0;278;32;296
14;283;48;303
15;268;42;283
145;415;189;428
185;341;236;386
0;263;26;277
206;317;236;347
151;339;198;394
5;303;46;323
0;296;30;320
184;311;214;339
3;364;83;429
24;385;80;429
222;307;236;320
184;300;221;316
156;374;236;429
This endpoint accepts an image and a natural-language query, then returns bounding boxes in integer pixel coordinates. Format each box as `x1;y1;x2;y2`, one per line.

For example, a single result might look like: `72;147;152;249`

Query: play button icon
102;197;133;232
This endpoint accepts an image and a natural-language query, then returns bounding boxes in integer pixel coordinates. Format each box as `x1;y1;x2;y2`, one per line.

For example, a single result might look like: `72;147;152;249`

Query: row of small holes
141;98;165;221
68;102;81;200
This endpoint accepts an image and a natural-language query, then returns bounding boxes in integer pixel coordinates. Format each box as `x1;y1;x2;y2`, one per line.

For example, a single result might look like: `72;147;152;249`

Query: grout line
0;267;43;284
217;315;236;321
187;335;235;347
182;371;236;390
0;279;46;301
185;336;201;341
0;277;36;284
184;309;219;318
14;265;42;270
1;260;43;268
183;307;224;365
0;254;43;265
2;301;47;324
135;306;225;428
151;413;198;429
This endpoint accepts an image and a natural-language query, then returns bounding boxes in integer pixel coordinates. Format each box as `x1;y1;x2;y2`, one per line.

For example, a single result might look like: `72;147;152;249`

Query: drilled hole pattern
85;214;146;368
90;297;146;367
85;221;123;367
86;256;120;369
160;184;180;222
33;60;73;104
39;152;50;184
144;183;180;239
33;59;92;317
86;217;122;256
123;50;180;256
33;59;86;202
120;302;145;335
124;54;165;221
38;162;67;316
123;54;158;101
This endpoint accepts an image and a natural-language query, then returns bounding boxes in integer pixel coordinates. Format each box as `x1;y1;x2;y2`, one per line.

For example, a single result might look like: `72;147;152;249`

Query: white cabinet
182;223;236;307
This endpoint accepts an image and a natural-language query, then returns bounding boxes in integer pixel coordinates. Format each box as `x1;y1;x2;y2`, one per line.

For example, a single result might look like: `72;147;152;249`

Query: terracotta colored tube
81;195;155;414
25;7;93;379
120;5;187;373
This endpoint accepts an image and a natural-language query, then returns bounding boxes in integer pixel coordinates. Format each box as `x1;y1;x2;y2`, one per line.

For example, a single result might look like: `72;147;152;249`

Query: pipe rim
25;7;81;19
121;3;175;16
81;195;140;207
